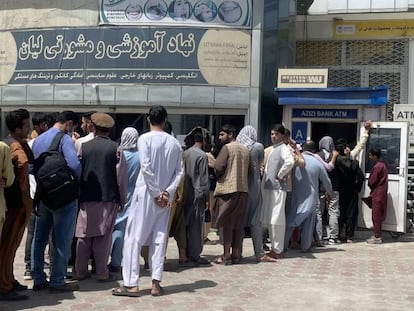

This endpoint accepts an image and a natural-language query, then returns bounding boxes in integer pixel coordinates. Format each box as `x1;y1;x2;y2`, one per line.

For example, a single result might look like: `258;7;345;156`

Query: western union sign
277;68;328;88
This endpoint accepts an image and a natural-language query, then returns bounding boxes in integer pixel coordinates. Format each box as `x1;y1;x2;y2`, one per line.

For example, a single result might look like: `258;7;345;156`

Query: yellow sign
334;20;414;39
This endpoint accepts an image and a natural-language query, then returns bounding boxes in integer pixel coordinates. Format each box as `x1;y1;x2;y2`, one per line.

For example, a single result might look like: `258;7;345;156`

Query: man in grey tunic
285;141;332;252
183;132;210;265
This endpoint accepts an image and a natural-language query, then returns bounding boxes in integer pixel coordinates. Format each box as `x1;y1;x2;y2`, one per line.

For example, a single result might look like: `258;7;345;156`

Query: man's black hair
272;124;286;135
369;148;381;159
6;109;30;132
220;124;237;136
32;113;47;126
335;138;348;156
148;105;167;126
194;132;203;143
83;110;98;121
45;113;57;128
302;140;316;153
56;111;79;125
164;121;173;135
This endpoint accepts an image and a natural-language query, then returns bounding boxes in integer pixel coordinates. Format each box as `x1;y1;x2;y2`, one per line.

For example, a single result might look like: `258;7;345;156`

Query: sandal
112;286;140;297
258;254;277;263
214;256;232;265
151;280;163;297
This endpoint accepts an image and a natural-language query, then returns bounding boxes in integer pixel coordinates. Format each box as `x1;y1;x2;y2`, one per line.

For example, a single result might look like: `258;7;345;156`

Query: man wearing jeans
31;111;81;293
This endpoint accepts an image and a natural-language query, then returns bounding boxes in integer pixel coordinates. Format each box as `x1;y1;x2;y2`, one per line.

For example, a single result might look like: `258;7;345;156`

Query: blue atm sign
292;108;358;119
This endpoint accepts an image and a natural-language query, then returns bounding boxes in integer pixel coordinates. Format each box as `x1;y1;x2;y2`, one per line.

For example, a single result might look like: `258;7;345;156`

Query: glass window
365;128;401;174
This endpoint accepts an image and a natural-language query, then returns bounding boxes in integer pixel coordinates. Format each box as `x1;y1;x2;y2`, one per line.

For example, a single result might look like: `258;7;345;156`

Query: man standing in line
183;132;210;265
74;111;97;155
113;105;183;297
24;113;55;281
236;125;276;263
213;124;250;265
109;127;140;273
285;141;332;253
366;148;388;244
261;124;294;259
31;111;81;293
0;141;14;243
0;109;31;301
75;112;127;281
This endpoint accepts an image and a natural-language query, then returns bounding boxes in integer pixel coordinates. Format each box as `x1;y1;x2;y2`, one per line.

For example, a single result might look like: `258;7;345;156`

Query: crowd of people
0;106;389;301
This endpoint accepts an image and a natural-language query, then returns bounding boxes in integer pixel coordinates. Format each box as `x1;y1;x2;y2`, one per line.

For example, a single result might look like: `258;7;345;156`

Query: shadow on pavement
0;290;75;311
136;279;218;297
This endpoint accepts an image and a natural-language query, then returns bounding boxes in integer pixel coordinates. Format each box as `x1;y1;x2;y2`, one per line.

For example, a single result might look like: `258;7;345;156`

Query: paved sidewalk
2;230;414;311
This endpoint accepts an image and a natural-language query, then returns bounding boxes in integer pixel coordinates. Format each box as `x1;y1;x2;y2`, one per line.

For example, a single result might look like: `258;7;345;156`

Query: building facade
0;0;296;142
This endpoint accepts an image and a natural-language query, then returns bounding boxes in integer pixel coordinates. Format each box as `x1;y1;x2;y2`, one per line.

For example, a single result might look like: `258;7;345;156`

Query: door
358;121;409;233
311;122;357;147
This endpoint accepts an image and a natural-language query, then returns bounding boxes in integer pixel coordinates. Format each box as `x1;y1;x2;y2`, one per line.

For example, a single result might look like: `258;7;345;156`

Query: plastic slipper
112;286;140;297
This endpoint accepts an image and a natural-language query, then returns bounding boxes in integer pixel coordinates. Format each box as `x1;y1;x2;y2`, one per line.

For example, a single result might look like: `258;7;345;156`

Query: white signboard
99;0;252;28
393;104;414;146
277;68;328;88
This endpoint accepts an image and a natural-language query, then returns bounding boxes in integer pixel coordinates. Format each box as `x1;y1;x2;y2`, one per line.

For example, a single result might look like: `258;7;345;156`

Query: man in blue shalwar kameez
285;141;332;252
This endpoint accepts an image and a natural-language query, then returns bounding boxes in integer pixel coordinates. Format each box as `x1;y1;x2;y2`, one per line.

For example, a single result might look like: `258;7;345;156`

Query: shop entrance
311;122;357;147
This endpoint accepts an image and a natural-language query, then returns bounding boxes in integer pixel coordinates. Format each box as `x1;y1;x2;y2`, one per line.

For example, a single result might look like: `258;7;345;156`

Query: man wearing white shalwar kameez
113;106;183;297
261;124;294;259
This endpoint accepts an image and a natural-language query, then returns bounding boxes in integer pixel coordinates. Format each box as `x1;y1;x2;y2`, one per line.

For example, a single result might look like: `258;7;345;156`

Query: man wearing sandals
75;112;127;282
212;124;250;265
113;106;183;297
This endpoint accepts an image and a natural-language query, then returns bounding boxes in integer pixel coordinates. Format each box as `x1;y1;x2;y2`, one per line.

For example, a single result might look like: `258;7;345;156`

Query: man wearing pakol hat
75;112;127;282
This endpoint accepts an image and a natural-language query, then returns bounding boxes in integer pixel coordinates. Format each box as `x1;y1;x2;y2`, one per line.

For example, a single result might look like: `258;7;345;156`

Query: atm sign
292;108;358;119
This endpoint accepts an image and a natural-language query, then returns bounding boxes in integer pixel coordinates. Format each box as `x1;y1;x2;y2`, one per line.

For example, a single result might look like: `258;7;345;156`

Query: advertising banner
334;19;414;39
0;27;251;86
99;0;252;28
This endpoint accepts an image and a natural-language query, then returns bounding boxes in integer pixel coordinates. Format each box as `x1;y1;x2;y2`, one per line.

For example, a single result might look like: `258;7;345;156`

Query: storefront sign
291;122;307;144
99;0;252;28
394;104;414;144
292;108;358;119
0;27;251;86
277;68;328;88
334;19;414;39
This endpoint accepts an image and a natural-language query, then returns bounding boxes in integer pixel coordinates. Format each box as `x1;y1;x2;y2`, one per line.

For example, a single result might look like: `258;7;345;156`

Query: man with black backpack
31;111;81;293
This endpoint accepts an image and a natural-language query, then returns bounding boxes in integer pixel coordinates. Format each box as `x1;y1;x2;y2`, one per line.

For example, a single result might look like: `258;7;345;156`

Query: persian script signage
0;27;251;86
334;19;414;39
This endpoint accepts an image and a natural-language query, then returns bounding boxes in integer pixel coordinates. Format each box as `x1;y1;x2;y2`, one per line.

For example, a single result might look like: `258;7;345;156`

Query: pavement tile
2;230;414;310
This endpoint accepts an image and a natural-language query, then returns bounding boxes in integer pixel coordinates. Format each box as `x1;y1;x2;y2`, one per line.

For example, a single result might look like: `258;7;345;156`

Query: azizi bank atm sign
277;68;328;88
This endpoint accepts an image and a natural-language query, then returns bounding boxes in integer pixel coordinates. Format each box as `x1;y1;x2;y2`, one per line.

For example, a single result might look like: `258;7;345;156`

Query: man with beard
183;132;210;265
213;124;250;265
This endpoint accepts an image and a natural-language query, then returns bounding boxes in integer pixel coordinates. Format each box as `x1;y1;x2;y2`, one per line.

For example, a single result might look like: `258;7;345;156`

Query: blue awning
275;85;388;106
